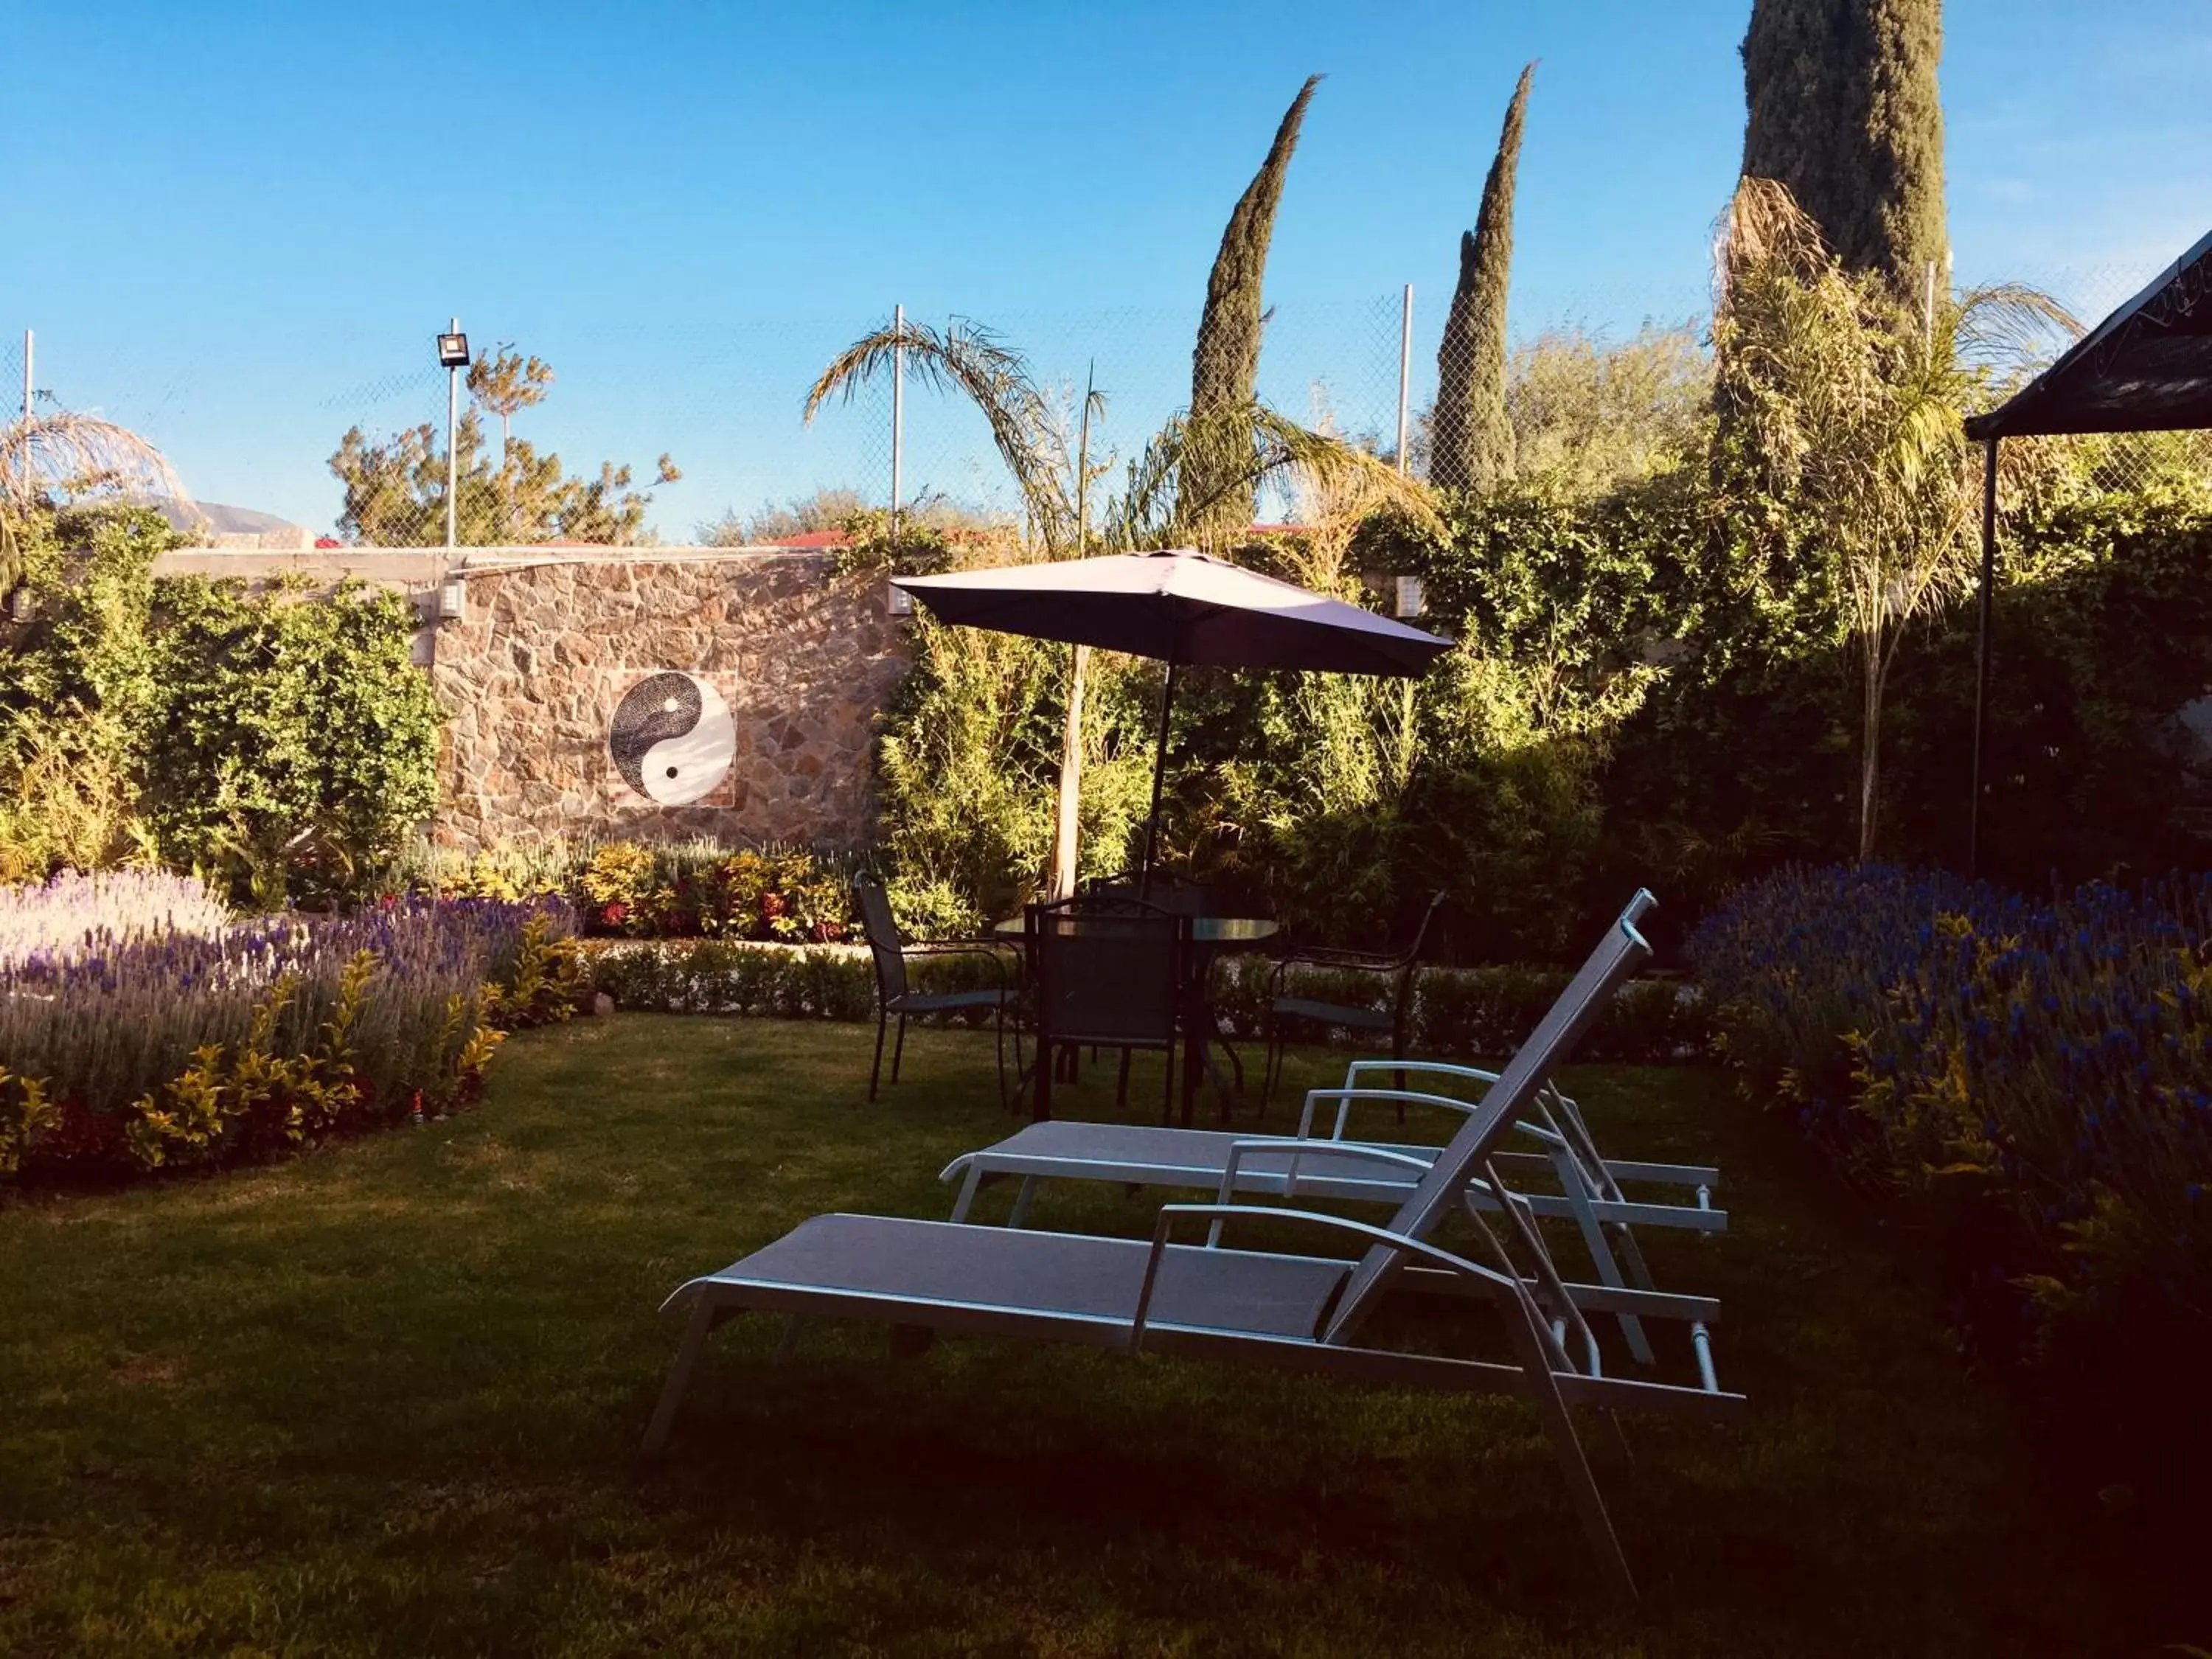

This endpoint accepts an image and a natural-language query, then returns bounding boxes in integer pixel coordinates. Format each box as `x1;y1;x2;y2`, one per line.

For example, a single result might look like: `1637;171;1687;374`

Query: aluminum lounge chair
936;1075;1716;1369
639;897;1739;1601
937;897;1719;1366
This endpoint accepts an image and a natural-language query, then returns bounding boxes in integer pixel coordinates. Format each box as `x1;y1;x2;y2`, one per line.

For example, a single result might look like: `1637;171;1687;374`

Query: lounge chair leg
949;1161;985;1222
1501;1284;1637;1604
869;1008;888;1102
772;1315;807;1366
1007;1175;1037;1229
891;1015;908;1083
1116;1048;1133;1107
641;1299;718;1460
1554;1150;1656;1366
993;1004;1009;1110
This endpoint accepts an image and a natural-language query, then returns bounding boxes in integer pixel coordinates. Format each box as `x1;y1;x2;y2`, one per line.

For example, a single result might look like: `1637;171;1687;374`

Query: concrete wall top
150;544;834;592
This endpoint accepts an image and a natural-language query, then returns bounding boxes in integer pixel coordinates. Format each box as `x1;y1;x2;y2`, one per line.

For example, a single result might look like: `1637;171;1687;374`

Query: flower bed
414;838;862;943
1;895;586;1187
1690;863;2212;1378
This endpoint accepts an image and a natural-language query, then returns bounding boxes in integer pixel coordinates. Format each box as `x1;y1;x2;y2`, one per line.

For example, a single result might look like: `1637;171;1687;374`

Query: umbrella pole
1140;658;1180;891
1968;435;1998;879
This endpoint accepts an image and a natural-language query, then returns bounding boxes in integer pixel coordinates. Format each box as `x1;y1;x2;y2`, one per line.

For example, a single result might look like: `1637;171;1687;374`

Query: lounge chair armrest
1340;1060;1580;1117
1210;1138;1440;1238
1343;1057;1500;1091
1300;1085;1483;1141
1130;1203;1514;1352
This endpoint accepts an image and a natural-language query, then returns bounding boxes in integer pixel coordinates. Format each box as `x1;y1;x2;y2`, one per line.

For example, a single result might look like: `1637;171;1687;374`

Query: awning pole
1967;435;1999;878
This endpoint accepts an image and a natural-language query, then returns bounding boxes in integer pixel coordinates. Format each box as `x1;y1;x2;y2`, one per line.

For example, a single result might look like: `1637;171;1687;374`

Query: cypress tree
1186;74;1321;531
1431;62;1534;495
1740;0;1947;295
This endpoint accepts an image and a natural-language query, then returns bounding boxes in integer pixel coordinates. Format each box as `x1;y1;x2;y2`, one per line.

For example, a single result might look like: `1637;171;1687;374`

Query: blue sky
5;0;2208;538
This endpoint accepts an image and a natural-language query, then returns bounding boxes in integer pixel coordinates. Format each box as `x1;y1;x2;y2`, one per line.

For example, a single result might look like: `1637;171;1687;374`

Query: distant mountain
132;498;316;549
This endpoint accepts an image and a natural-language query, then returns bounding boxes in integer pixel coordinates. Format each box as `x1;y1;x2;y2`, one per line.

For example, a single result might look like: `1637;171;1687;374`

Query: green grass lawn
0;1014;2182;1656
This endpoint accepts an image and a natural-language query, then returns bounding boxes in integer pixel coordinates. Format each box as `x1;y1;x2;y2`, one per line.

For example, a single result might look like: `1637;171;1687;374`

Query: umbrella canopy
891;549;1453;882
892;548;1450;677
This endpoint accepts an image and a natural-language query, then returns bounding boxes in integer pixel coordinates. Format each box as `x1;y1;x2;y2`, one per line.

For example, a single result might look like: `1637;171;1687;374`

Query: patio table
995;914;1279;1124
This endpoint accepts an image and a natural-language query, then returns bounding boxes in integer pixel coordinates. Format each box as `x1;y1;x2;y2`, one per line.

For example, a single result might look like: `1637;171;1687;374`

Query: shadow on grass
0;1015;2183;1656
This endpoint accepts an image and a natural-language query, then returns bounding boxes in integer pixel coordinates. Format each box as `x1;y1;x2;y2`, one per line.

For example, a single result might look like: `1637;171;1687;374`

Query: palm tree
1;409;191;586
807;317;1100;895
1714;178;2076;858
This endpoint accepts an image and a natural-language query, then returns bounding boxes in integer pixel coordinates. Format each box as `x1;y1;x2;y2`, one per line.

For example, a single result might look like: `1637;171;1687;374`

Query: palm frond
1;411;190;517
804;316;1077;552
1105;401;1439;555
1951;282;2081;378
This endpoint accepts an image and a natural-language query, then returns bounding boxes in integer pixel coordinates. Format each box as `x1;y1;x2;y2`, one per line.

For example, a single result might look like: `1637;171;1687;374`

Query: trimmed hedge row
585;938;1708;1063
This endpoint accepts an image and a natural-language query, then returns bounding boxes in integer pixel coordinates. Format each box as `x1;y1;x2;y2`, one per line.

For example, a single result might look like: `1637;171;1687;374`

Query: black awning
1964;226;2212;440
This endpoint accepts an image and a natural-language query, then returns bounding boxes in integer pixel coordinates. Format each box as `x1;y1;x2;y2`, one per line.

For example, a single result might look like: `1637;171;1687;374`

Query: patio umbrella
892;548;1452;877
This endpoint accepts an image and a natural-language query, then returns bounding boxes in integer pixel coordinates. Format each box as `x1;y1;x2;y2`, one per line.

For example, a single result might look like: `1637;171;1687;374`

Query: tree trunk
1047;645;1089;900
1858;633;1883;862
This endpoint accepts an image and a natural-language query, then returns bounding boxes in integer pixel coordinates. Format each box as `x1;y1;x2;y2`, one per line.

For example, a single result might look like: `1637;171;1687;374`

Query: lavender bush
1691;864;2212;1344
0;868;233;969
0;894;580;1185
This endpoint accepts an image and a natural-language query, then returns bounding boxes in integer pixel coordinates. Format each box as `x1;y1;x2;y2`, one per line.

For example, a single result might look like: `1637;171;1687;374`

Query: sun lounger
640;893;1739;1601
938;900;1719;1366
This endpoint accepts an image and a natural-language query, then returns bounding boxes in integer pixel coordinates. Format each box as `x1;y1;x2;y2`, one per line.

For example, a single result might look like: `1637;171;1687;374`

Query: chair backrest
1399;890;1447;967
1028;895;1186;1051
1320;890;1656;1346
1388;890;1450;1009
852;878;908;1002
1085;874;1218;918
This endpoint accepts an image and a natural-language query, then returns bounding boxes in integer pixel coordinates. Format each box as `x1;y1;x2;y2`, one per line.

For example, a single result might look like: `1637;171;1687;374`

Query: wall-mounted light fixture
886;579;914;617
1394;575;1425;619
437;576;467;622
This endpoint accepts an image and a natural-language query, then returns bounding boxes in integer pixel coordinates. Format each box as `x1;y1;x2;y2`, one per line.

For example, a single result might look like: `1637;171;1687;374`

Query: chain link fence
5;258;2204;549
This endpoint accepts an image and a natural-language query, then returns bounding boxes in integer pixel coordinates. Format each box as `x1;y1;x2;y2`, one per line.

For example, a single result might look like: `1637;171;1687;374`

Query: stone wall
427;552;908;851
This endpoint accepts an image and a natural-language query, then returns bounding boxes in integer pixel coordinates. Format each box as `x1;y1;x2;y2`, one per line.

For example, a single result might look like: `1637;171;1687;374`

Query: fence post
445;316;461;550
1396;285;1413;476
891;302;905;540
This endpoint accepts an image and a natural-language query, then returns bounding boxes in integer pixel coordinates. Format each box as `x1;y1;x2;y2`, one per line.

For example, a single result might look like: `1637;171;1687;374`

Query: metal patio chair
855;877;1018;1107
1074;876;1249;1097
1023;894;1189;1122
641;894;1738;1602
1262;889;1447;1110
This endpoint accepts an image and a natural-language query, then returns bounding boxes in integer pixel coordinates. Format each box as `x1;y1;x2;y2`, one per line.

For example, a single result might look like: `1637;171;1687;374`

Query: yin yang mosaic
608;671;737;806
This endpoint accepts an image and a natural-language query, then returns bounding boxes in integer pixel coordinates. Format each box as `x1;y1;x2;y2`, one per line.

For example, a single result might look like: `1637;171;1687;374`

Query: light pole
436;321;470;549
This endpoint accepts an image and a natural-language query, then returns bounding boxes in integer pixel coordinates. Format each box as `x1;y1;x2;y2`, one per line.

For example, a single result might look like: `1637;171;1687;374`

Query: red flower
759;892;787;919
602;902;629;926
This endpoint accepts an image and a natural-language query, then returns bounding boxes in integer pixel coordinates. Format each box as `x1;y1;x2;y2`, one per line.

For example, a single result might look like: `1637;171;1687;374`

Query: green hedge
586;939;1706;1063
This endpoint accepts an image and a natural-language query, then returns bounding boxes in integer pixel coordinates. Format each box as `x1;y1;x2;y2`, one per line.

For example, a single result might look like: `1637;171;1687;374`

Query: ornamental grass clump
0;868;232;968
0;895;582;1186
1691;863;2212;1354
